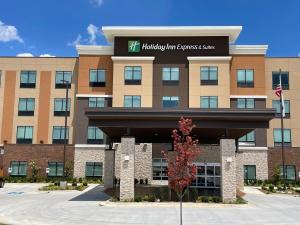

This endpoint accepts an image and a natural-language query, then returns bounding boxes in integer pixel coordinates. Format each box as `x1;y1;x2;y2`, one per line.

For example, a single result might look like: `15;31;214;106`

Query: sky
0;0;299;57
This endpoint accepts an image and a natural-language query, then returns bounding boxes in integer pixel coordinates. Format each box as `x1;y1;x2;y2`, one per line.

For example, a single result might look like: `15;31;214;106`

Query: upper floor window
200;96;218;108
162;96;179;108
124;95;141;108
162;67;179;85
89;69;105;87
52;126;69;144
237;98;254;109
273;128;291;147
16;126;33;144
272;100;290;117
124;66;141;85
48;162;64;177
87;126;104;144
54;98;71;116
152;158;168;180
272;72;289;90
10;161;27;176
55;71;72;89
86;162;103;178
200;66;218;85
20;71;36;88
88;97;105;108
237;69;254;87
18;98;35;116
239;130;255;146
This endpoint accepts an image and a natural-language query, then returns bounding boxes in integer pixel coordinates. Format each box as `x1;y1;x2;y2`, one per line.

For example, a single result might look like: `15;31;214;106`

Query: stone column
220;139;236;203
104;149;114;189
120;137;135;201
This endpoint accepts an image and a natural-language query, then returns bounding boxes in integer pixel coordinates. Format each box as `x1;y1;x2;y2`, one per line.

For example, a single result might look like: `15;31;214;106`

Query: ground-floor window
191;163;220;188
10;161;27;176
152;158;168;180
280;165;296;181
244;165;256;181
48;162;64;177
85;162;103;178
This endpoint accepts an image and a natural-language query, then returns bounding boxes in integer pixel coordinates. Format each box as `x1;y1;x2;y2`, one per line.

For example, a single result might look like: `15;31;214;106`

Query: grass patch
39;183;88;191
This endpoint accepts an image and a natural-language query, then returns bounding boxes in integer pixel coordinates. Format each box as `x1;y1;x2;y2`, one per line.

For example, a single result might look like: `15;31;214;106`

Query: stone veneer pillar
120;137;135;201
104;149;114;189
220;139;237;203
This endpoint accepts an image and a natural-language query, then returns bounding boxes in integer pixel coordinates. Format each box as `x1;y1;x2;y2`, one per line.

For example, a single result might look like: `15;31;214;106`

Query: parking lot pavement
1;184;300;225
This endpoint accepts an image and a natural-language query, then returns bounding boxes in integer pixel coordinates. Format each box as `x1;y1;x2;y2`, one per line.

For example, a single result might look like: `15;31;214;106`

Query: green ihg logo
128;40;140;52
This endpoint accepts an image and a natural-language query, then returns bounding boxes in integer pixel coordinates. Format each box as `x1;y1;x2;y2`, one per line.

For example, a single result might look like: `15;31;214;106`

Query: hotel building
0;26;299;202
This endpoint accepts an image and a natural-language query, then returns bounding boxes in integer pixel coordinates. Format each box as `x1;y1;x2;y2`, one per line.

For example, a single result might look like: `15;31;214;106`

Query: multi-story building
0;26;299;202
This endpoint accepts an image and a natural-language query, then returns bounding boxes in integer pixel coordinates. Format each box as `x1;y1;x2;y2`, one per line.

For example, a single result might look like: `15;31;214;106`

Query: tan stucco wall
112;60;153;107
189;60;231;108
265;58;300;147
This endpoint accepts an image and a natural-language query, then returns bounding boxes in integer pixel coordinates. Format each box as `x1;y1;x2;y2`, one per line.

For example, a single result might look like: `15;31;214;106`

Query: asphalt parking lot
1;184;300;225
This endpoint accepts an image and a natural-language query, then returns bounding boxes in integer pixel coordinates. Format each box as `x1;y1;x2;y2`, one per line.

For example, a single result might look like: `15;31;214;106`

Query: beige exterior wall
189;60;231;108
112;60;153;107
0;57;77;144
265;58;300;147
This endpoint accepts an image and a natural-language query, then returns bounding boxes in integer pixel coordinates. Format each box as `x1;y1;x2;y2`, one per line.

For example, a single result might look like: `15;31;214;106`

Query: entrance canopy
86;108;275;143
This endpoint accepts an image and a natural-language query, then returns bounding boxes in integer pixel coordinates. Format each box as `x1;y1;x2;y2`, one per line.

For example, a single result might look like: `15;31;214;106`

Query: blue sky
0;0;299;57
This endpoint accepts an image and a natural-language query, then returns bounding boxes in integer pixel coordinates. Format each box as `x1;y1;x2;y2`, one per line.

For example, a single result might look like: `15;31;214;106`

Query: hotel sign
116;36;229;63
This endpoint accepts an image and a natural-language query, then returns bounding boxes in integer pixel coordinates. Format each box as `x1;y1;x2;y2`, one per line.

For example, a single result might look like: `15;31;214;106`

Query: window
52;126;69;144
85;162;103;178
87;126;104;144
10;161;27;176
273;128;291;147
237;98;254;109
124;95;141;108
124;66;142;85
16;126;33;144
162;96;179;108
162;67;179;85
237;69;254;87
54;98;71;116
272;100;290;117
89;69;105;87
55;71;72;89
191;163;220;188
18;98;35;116
200;96;218;108
272;72;289;90
152;159;168;180
239;131;255;146
20;71;36;88
244;165;256;181
280;165;296;181
200;66;218;85
48;162;63;177
88;97;105;108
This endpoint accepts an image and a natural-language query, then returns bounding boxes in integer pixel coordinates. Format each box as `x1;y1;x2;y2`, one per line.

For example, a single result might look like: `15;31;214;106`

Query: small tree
163;117;201;225
29;160;41;182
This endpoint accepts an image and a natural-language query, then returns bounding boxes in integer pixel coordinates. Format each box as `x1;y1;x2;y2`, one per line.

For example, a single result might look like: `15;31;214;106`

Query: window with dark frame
162;96;179;108
55;71;72;89
162;67;179;85
272;100;290;117
124;95;141;108
16;126;33;144
237;98;255;109
200;66;218;85
237;69;254;87
88;97;105;108
87;126;104;144
190;164;221;188
85;162;103;178
200;96;218;108
124;66;142;85
152;158;168;180
89;69;106;87
48;162;64;177
54;98;71;116
18;98;35;116
20;71;36;88
273;128;291;147
244;165;256;181
280;165;296;180
239;130;255;146
10;161;27;176
272;72;289;90
52;126;69;144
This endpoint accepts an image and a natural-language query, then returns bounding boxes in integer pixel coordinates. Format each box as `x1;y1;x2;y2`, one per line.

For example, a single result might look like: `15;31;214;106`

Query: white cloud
298;53;300;57
16;53;33;57
67;34;82;47
39;54;56;57
87;24;99;45
90;0;104;7
0;20;23;43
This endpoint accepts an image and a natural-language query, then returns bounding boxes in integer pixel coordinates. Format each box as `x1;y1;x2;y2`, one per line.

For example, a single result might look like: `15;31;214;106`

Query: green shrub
134;196;142;202
83;182;88;186
142;195;155;202
268;184;275;192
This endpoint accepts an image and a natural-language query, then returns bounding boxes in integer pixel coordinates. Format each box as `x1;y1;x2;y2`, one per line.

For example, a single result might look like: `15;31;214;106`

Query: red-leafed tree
163;117;201;225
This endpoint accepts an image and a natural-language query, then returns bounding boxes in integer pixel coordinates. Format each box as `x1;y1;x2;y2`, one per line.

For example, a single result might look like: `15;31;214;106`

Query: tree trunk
180;193;183;225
